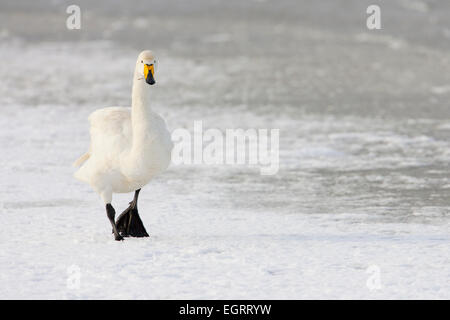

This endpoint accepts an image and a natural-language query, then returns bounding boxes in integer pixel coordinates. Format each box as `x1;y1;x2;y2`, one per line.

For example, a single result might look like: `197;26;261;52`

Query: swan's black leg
106;204;124;241
116;189;149;237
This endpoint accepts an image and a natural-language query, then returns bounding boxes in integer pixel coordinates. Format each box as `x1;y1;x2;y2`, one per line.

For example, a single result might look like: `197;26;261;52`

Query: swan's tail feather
73;152;90;167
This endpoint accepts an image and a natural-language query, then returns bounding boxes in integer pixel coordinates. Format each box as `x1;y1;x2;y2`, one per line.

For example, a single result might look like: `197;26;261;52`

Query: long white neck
131;74;152;149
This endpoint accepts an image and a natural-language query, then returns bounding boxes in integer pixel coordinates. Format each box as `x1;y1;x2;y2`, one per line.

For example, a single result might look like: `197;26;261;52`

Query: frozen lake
0;0;449;299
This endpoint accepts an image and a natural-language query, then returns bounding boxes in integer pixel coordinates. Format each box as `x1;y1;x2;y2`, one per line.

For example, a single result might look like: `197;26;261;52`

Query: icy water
0;0;449;299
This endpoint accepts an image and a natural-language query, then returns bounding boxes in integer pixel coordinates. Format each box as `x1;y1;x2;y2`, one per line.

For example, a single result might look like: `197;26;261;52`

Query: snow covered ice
0;0;449;299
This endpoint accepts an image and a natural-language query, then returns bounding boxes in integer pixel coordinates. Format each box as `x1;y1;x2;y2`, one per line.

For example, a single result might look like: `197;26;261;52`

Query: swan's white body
74;51;173;204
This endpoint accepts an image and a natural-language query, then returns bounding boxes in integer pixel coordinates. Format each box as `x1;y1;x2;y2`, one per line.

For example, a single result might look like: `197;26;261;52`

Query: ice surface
0;0;449;299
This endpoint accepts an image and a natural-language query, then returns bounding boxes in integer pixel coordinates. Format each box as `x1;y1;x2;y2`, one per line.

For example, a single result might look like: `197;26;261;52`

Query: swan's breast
119;113;173;190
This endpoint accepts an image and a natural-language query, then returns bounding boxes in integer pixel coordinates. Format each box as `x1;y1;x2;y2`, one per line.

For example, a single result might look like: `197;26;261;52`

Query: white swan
73;50;173;241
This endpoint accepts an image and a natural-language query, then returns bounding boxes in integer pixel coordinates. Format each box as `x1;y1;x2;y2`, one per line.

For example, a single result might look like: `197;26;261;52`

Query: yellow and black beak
144;64;155;85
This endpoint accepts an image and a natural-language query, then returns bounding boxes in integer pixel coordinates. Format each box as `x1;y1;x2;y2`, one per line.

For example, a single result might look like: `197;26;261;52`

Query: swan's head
136;50;157;85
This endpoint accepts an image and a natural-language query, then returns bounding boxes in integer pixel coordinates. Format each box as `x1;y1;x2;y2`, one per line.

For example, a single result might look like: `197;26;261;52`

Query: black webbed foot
116;205;149;237
115;234;124;241
116;190;149;238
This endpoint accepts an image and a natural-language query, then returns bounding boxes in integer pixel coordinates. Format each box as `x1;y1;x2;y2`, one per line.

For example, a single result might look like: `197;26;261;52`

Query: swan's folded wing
88;107;132;156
